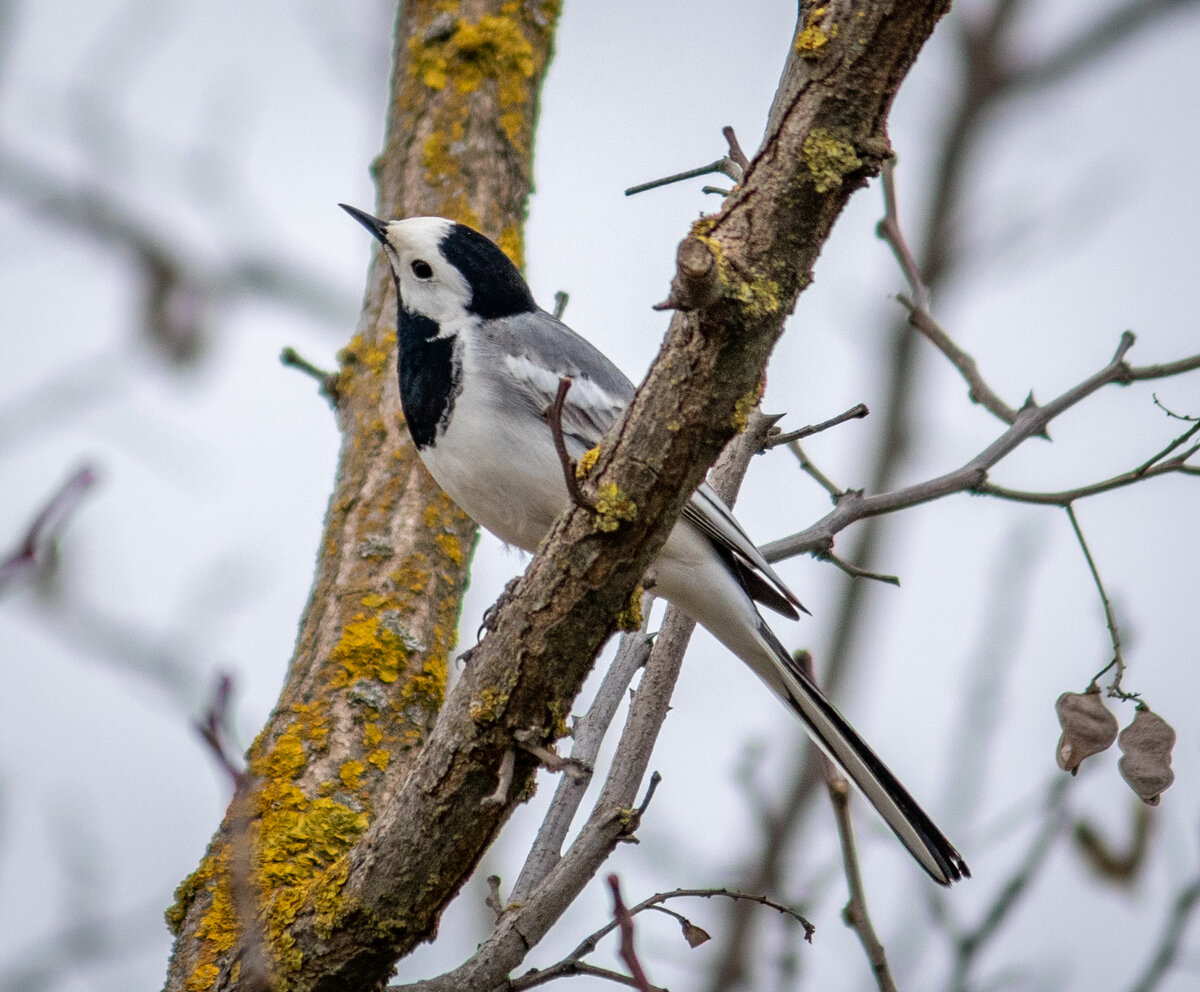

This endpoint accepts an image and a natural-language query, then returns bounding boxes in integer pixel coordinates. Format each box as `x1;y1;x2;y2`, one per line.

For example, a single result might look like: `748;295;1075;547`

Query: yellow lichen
409;15;534;100
795;6;838;54
252;793;368;973
368;748;391;771
497;224;525;269
335;331;396;405
803;128;861;193
339;759;366;790
469;685;510;725
186;965;220;992
329;611;408;686
435;531;464;565
615;583;644;631
575;444;601;479
594;483;637;533
731;382;764;433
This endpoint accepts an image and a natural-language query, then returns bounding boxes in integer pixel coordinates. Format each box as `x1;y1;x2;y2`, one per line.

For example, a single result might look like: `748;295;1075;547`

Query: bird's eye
411;259;433;280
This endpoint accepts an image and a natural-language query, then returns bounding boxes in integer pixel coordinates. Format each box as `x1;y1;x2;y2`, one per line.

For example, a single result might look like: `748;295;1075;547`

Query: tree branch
760;333;1200;564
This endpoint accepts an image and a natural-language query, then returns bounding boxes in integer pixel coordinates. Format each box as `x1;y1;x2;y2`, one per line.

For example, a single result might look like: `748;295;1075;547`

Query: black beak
339;203;389;245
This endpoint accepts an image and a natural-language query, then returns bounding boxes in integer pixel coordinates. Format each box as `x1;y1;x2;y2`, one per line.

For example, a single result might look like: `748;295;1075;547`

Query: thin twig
618;771;662;843
1066;505;1135;701
194;675;274;992
512;959;666;992
514;730;590;780
897;296;1021;425
545;377;596;510
553;291;570;320
0;464;99;592
876;158;929;310
486;876;506;922
280;346;341;406
722;126;750;172
608;876;654;992
625;158;743;197
763;403;869;449
800;652;898;992
978;450;1199;505
625;129;747;197
817;550;900;586
1151;394;1199;421
787;441;847;500
565;888;813;965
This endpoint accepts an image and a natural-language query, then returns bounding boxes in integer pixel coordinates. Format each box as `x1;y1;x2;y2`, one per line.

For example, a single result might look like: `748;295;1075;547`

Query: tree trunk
163;3;559;990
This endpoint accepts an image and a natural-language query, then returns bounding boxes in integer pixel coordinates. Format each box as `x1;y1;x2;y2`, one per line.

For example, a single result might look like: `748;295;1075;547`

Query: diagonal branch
761;333;1200;564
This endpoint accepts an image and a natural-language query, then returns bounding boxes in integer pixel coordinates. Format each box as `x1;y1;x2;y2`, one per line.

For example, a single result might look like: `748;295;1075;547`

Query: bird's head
340;206;535;326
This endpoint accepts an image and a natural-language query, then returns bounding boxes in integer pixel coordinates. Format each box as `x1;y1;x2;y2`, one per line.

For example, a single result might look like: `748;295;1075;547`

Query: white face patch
384;217;474;329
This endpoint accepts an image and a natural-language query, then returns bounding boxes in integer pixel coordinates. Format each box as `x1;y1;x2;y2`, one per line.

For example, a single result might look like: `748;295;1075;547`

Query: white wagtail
341;205;968;885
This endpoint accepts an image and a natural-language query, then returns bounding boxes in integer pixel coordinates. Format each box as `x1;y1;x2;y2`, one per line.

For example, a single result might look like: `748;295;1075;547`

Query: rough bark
164;1;951;990
162;3;559;991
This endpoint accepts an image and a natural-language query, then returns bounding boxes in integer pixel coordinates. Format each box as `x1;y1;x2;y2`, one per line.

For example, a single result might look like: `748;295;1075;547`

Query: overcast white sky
2;2;1199;991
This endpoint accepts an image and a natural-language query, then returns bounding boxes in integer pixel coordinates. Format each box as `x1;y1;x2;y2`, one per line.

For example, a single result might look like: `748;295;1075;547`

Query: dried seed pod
1118;705;1175;805
1055;687;1118;775
681;920;711;948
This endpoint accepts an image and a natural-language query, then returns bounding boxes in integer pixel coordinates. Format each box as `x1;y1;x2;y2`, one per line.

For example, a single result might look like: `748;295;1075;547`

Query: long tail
757;621;970;885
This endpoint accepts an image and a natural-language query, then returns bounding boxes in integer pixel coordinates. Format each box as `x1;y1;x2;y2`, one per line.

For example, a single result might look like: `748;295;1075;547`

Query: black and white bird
341;205;969;886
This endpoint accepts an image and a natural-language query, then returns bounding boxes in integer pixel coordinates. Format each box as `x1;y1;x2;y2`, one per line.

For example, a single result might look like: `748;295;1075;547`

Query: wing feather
478;308;802;615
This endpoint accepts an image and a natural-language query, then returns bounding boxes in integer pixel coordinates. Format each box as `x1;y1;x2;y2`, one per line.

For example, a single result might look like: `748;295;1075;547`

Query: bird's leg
461;575;525;667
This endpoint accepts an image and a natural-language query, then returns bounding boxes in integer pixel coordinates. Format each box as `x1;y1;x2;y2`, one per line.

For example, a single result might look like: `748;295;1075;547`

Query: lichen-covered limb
162;3;559;991
389;3;955;990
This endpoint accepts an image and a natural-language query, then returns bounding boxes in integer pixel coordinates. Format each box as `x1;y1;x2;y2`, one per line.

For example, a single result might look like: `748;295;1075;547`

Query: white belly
418;378;569;552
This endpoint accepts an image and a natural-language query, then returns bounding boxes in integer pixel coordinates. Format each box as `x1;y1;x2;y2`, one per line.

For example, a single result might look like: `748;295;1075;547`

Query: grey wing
480;310;803;618
683;483;807;620
480;309;634;451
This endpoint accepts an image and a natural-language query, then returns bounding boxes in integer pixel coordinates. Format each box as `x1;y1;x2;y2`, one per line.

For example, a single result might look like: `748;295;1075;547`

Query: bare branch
511;627;653;903
761;333;1200;564
787;441;848;500
817;551;901;587
898;296;1021;425
563;887;813;968
1004;0;1200;96
511;960;665;992
0;147;353;348
763;403;869;449
482;749;517;806
608;876;654;992
0;464;98;592
721;126;750;172
978;450;1199;505
876;158;929;309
